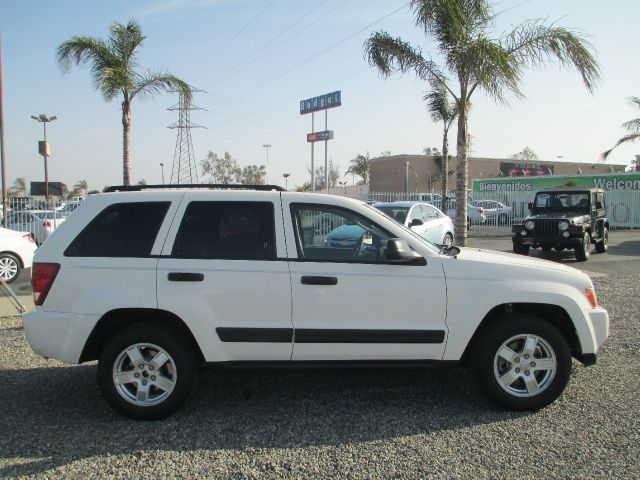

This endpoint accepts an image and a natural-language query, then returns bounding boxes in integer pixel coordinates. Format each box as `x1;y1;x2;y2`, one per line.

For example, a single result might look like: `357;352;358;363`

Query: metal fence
4;197;75;246
347;189;640;237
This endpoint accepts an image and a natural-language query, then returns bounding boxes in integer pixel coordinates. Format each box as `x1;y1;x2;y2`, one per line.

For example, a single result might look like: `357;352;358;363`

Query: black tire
541;245;552;252
574;232;591;262
0;252;21;283
471;314;571;411
498;213;508;226
97;323;196;420
513;244;530;256
595;227;608;253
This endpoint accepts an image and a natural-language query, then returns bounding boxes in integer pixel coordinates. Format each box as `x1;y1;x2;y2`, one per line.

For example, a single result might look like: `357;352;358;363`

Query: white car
444;199;486;226
23;185;609;419
6;210;65;245
473;200;513;225
0;226;37;283
375;201;455;246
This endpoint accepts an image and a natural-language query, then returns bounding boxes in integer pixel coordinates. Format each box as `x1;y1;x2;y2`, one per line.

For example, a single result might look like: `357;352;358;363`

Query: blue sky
1;0;639;191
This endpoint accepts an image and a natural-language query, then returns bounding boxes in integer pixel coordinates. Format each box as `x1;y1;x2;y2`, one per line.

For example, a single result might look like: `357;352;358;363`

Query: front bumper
576;306;609;366
22;310;100;364
512;234;583;247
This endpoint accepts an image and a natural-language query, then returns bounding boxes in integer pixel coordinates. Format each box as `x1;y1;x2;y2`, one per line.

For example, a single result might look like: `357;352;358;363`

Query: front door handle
301;276;338;286
168;272;204;282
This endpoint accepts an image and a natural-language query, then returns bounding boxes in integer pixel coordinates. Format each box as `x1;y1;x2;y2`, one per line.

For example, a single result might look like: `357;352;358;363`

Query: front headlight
558;220;570;231
525;220;535;230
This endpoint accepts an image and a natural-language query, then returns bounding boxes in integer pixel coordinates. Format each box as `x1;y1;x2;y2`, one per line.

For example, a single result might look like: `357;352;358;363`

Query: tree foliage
200;151;267;184
302;160;341;190
346;153;370;185
365;0;600;245
9;177;27;196
511;146;539;161
56;19;192;186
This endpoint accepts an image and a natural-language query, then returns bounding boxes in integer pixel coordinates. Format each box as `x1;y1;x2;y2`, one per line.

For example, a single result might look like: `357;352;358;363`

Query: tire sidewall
472;315;571;411
97;324;195;420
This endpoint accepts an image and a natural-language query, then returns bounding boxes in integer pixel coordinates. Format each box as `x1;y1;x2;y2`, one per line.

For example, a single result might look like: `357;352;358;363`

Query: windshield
364;203;440;253
375;206;409;224
533;192;590;212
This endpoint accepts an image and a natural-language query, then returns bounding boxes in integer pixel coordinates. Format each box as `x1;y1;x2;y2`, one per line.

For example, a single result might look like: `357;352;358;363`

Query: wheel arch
459;302;582;366
0;250;24;268
79;308;205;364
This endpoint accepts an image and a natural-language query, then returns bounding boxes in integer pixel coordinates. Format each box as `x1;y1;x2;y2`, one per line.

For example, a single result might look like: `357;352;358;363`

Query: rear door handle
168;272;204;282
301;276;338;286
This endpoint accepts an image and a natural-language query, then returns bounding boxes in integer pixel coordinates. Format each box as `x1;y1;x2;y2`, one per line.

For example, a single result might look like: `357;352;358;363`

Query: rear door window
65;202;170;257
172;202;276;260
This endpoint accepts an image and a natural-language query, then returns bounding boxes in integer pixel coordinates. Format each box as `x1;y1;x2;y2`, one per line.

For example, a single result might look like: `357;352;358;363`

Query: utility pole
0;35;7;226
31;114;57;207
160;163;165;184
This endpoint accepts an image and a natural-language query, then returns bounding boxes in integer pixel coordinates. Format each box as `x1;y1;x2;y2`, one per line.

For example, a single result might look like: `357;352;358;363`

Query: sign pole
324;109;328;193
311;112;315;191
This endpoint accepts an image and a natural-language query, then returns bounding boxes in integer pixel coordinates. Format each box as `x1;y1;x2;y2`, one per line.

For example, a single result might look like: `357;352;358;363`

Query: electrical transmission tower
167;86;206;184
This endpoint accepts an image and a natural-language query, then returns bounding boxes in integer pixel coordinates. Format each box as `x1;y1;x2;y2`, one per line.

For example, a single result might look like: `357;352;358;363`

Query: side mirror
527;202;533;210
410;218;424;227
384;239;424;264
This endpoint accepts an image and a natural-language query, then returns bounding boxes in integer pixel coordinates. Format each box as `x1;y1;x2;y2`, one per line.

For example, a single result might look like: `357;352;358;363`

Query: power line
202;3;410;113
186;0;278;77
199;0;331;91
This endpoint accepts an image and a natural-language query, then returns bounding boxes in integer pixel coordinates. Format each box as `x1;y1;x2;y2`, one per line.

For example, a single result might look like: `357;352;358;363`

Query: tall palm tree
424;86;457;212
73;179;88;195
365;0;599;244
346;154;370;184
57;20;192;186
602;97;640;160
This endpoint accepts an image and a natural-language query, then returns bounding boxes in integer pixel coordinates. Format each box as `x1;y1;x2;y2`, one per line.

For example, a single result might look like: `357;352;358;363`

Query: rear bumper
22;310;99;364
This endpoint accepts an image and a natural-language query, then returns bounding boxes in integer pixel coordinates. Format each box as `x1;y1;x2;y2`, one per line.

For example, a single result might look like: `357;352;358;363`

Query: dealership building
369;154;628;193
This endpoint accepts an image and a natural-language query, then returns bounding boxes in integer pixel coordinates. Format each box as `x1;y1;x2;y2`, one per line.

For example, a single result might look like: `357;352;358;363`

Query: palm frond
622;118;640;134
601;133;640;160
502;20;600;93
109;20;144;69
131;71;192;107
56;36;116;91
424;86;457;123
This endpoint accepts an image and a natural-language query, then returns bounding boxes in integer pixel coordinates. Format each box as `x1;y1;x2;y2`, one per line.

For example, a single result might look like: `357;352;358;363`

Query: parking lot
1;232;639;478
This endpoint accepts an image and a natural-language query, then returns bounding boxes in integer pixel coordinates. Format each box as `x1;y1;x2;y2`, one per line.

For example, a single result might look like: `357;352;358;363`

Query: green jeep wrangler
512;187;609;262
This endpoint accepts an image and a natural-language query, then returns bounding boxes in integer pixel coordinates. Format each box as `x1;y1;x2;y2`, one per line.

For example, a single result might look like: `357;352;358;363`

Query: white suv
23;185;609;420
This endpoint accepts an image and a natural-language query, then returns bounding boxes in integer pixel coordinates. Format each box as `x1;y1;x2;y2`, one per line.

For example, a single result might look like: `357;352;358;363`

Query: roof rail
104;184;286;193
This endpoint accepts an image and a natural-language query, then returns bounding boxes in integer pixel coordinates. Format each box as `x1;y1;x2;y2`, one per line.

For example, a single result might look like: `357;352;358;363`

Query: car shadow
607;240;640;257
0;363;533;477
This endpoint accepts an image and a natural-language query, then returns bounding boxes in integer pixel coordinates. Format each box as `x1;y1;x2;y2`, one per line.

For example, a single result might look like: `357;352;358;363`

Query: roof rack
104;184;286;193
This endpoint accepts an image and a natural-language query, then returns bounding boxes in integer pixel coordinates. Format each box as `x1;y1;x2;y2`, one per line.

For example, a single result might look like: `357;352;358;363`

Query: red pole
0;34;7;227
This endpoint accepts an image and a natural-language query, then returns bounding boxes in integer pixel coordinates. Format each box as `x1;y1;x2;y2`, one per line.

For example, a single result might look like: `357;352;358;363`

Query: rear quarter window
64;202;170;257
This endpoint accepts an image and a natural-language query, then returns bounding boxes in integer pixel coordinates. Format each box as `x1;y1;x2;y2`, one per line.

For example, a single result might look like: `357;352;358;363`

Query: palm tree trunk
122;99;132;186
441;124;449;214
455;101;469;246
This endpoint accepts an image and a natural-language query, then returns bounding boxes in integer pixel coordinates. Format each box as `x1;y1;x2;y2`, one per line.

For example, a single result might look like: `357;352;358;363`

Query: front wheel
595;227;608;253
513;243;530;256
472;315;571;410
97;323;195;420
574;232;591;262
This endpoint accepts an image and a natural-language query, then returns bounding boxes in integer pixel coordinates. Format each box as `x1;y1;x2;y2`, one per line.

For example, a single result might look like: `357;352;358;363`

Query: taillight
22;233;34;243
31;262;60;306
478;207;484;214
42;221;52;228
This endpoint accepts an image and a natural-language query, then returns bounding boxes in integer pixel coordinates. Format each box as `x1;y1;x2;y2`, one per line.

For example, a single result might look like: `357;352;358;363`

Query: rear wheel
595;227;608;253
0;253;21;283
472;315;571;410
97;323;195;420
574;232;591;262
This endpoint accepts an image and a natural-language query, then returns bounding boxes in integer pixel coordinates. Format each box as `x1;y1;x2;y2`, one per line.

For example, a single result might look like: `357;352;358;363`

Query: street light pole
160;163;165;184
31;114;57;207
262;144;271;184
282;172;290;190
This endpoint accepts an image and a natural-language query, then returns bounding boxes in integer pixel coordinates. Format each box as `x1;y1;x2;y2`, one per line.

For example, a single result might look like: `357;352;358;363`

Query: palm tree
73;179;88;196
10;177;27;197
365;0;599;244
602;97;640;160
424;86;457;212
346;154;370;185
57;20;192;186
